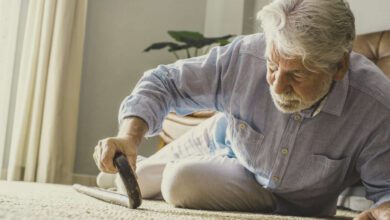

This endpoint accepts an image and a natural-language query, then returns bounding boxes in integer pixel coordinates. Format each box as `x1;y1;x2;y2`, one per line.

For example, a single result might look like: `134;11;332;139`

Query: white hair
257;0;355;74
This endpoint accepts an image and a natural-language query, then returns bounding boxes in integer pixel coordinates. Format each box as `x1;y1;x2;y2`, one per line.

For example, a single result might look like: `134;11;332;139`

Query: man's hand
354;201;390;220
93;136;138;173
93;117;148;173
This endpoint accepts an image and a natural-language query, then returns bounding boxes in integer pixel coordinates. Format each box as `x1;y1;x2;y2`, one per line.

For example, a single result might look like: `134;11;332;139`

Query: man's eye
292;72;306;81
267;60;278;73
269;66;278;72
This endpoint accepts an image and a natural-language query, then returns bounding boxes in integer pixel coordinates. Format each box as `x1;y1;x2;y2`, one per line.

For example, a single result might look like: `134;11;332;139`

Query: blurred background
1;0;389;185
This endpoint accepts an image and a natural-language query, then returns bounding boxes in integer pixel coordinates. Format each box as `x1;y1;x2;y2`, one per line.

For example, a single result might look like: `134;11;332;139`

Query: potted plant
144;31;234;59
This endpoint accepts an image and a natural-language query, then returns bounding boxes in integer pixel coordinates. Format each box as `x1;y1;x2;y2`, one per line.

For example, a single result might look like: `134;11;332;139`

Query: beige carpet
0;181;358;220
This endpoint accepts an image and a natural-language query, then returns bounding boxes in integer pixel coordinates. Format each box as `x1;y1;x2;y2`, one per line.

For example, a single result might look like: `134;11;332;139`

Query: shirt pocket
297;154;350;192
227;115;265;172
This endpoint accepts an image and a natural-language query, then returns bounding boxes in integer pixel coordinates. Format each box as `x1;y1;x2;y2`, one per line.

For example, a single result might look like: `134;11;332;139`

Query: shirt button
281;148;289;155
272;176;280;182
239;123;246;129
293;114;302;121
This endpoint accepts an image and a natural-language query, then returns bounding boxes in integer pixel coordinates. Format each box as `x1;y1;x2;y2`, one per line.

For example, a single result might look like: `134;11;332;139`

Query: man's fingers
127;155;137;168
126;155;138;179
92;137;138;174
94;143;112;173
93;144;104;171
354;210;375;220
101;141;118;173
372;206;390;220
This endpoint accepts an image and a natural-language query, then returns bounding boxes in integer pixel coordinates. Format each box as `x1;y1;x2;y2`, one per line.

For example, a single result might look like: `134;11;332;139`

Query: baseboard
1;169;96;186
72;173;97;187
1;168;6;180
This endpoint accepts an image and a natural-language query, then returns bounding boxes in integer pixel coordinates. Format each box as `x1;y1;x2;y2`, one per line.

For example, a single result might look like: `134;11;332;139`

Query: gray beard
269;79;333;113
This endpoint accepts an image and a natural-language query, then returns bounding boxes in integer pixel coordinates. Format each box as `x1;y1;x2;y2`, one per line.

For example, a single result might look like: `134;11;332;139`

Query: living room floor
0;181;358;220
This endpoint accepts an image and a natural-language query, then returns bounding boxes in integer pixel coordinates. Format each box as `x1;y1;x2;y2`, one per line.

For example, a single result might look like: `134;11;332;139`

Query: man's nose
273;71;290;94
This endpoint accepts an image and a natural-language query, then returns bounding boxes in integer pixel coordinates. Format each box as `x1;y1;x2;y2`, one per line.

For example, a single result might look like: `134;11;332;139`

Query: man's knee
160;159;208;207
160;156;277;212
135;161;165;199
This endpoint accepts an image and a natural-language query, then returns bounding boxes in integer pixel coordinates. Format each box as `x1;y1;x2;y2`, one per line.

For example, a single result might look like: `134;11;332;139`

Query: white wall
252;0;272;33
204;0;271;37
204;0;245;37
348;0;390;34
74;0;207;175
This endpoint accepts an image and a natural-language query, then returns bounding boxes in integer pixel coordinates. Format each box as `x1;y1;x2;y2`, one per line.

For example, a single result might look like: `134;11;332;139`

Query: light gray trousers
115;114;276;212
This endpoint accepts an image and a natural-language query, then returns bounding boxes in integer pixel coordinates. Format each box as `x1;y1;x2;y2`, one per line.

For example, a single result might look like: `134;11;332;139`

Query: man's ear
333;52;350;81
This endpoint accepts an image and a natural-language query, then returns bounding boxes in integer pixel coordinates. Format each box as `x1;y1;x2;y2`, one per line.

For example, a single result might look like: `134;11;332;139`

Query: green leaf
192;35;235;48
167;44;192;52
207;35;234;43
167;31;205;43
217;39;230;46
143;42;181;52
144;33;235;57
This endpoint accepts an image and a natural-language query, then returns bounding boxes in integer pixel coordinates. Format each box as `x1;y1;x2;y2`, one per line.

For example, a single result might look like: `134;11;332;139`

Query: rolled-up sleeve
118;36;244;136
357;118;390;208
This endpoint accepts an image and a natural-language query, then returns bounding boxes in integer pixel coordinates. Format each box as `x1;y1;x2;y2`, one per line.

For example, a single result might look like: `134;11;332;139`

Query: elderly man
93;0;390;218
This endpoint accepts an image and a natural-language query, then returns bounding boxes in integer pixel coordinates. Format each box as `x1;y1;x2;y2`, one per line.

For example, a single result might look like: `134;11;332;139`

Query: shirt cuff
372;194;390;208
118;95;165;137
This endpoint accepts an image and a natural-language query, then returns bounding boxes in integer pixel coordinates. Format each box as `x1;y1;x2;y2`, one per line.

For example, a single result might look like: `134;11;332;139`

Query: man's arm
118;35;245;137
94;36;247;173
355;119;390;220
117;116;149;142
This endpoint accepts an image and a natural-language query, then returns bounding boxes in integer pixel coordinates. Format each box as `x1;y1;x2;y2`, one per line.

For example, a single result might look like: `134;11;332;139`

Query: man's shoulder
236;33;267;60
349;52;390;111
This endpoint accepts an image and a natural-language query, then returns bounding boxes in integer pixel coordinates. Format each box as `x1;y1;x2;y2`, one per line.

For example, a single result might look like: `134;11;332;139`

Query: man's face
266;47;334;113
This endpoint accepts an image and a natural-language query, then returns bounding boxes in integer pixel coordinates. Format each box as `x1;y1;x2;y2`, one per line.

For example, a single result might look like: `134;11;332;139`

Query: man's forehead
266;47;305;70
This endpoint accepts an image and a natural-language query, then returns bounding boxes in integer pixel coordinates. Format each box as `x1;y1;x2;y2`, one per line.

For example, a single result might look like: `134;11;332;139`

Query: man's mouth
276;99;300;106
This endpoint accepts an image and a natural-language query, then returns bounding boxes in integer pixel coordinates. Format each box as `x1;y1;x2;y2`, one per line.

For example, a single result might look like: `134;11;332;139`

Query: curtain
0;0;23;179
6;0;88;184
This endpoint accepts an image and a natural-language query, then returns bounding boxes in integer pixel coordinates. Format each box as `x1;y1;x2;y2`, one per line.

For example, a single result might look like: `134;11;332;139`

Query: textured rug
0;181;358;220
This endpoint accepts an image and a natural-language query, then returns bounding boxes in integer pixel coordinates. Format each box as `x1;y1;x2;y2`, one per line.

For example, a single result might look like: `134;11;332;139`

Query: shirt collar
299;92;328;118
321;71;349;116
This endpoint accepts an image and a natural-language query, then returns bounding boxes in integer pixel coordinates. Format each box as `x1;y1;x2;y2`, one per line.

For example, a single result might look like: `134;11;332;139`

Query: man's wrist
376;201;390;209
118;116;149;145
